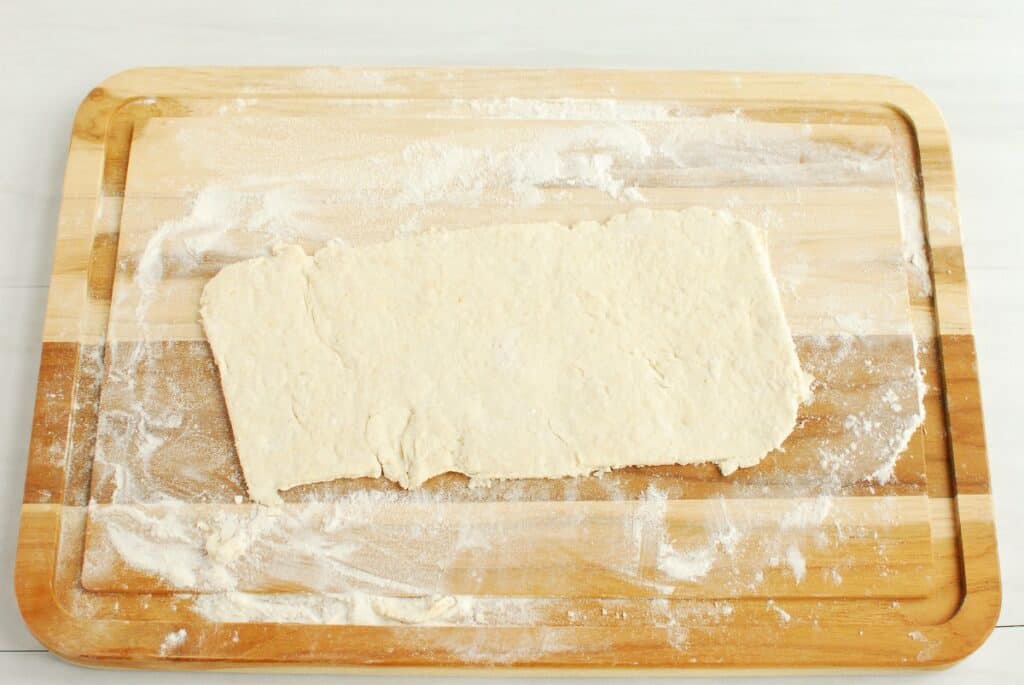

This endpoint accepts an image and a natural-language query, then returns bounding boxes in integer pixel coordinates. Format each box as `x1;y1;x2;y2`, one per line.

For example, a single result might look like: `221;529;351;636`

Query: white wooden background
1;1;1020;681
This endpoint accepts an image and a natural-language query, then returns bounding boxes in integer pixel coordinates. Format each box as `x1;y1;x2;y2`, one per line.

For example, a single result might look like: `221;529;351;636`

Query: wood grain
79;497;934;598
15;68;999;672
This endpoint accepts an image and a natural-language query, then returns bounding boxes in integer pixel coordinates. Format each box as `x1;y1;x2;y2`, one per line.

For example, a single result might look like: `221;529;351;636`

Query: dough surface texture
200;208;811;504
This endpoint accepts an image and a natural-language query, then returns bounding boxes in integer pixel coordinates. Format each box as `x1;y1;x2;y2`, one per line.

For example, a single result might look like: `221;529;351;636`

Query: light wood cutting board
15;68;999;673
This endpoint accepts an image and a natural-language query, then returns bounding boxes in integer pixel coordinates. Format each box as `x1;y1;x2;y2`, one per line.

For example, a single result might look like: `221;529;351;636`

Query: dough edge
201;207;813;503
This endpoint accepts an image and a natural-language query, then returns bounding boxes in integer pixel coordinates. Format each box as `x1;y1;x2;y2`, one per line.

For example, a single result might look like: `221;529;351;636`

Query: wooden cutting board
15;68;999;673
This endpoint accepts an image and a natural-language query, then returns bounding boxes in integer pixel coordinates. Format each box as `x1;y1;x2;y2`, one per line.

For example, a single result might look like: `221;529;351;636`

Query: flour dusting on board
87;96;928;648
388;125;652;206
159;628;187;655
448;97;679;121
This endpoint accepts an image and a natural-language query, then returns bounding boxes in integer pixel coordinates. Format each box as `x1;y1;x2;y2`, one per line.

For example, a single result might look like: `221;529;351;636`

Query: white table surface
2;1;1021;681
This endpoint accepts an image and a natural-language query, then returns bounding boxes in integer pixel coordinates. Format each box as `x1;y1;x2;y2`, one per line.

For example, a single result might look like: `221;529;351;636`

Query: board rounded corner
14;505;84;664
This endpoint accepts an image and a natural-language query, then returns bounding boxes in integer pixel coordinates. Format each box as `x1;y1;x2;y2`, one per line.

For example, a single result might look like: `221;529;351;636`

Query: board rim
15;67;1000;671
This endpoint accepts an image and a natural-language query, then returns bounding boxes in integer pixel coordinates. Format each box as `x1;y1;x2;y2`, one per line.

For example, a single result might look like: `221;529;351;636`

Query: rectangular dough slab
200;208;811;504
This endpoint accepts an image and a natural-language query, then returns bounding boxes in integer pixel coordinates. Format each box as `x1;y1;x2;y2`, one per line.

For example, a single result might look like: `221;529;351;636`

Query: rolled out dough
201;208;811;504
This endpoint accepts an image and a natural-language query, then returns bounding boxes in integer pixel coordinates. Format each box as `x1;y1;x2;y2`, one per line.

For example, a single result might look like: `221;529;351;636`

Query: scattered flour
785;544;807;584
767;599;791;623
372;595;459;624
194;592;459;626
656;497;741;583
285;68;409;94
388;124;651;206
892;132;933;297
648;598;736;651
907;629;940;662
133;183;322;324
159;628;187;655
86;98;931;642
657;543;715;582
799;333;925;491
452;97;678;121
